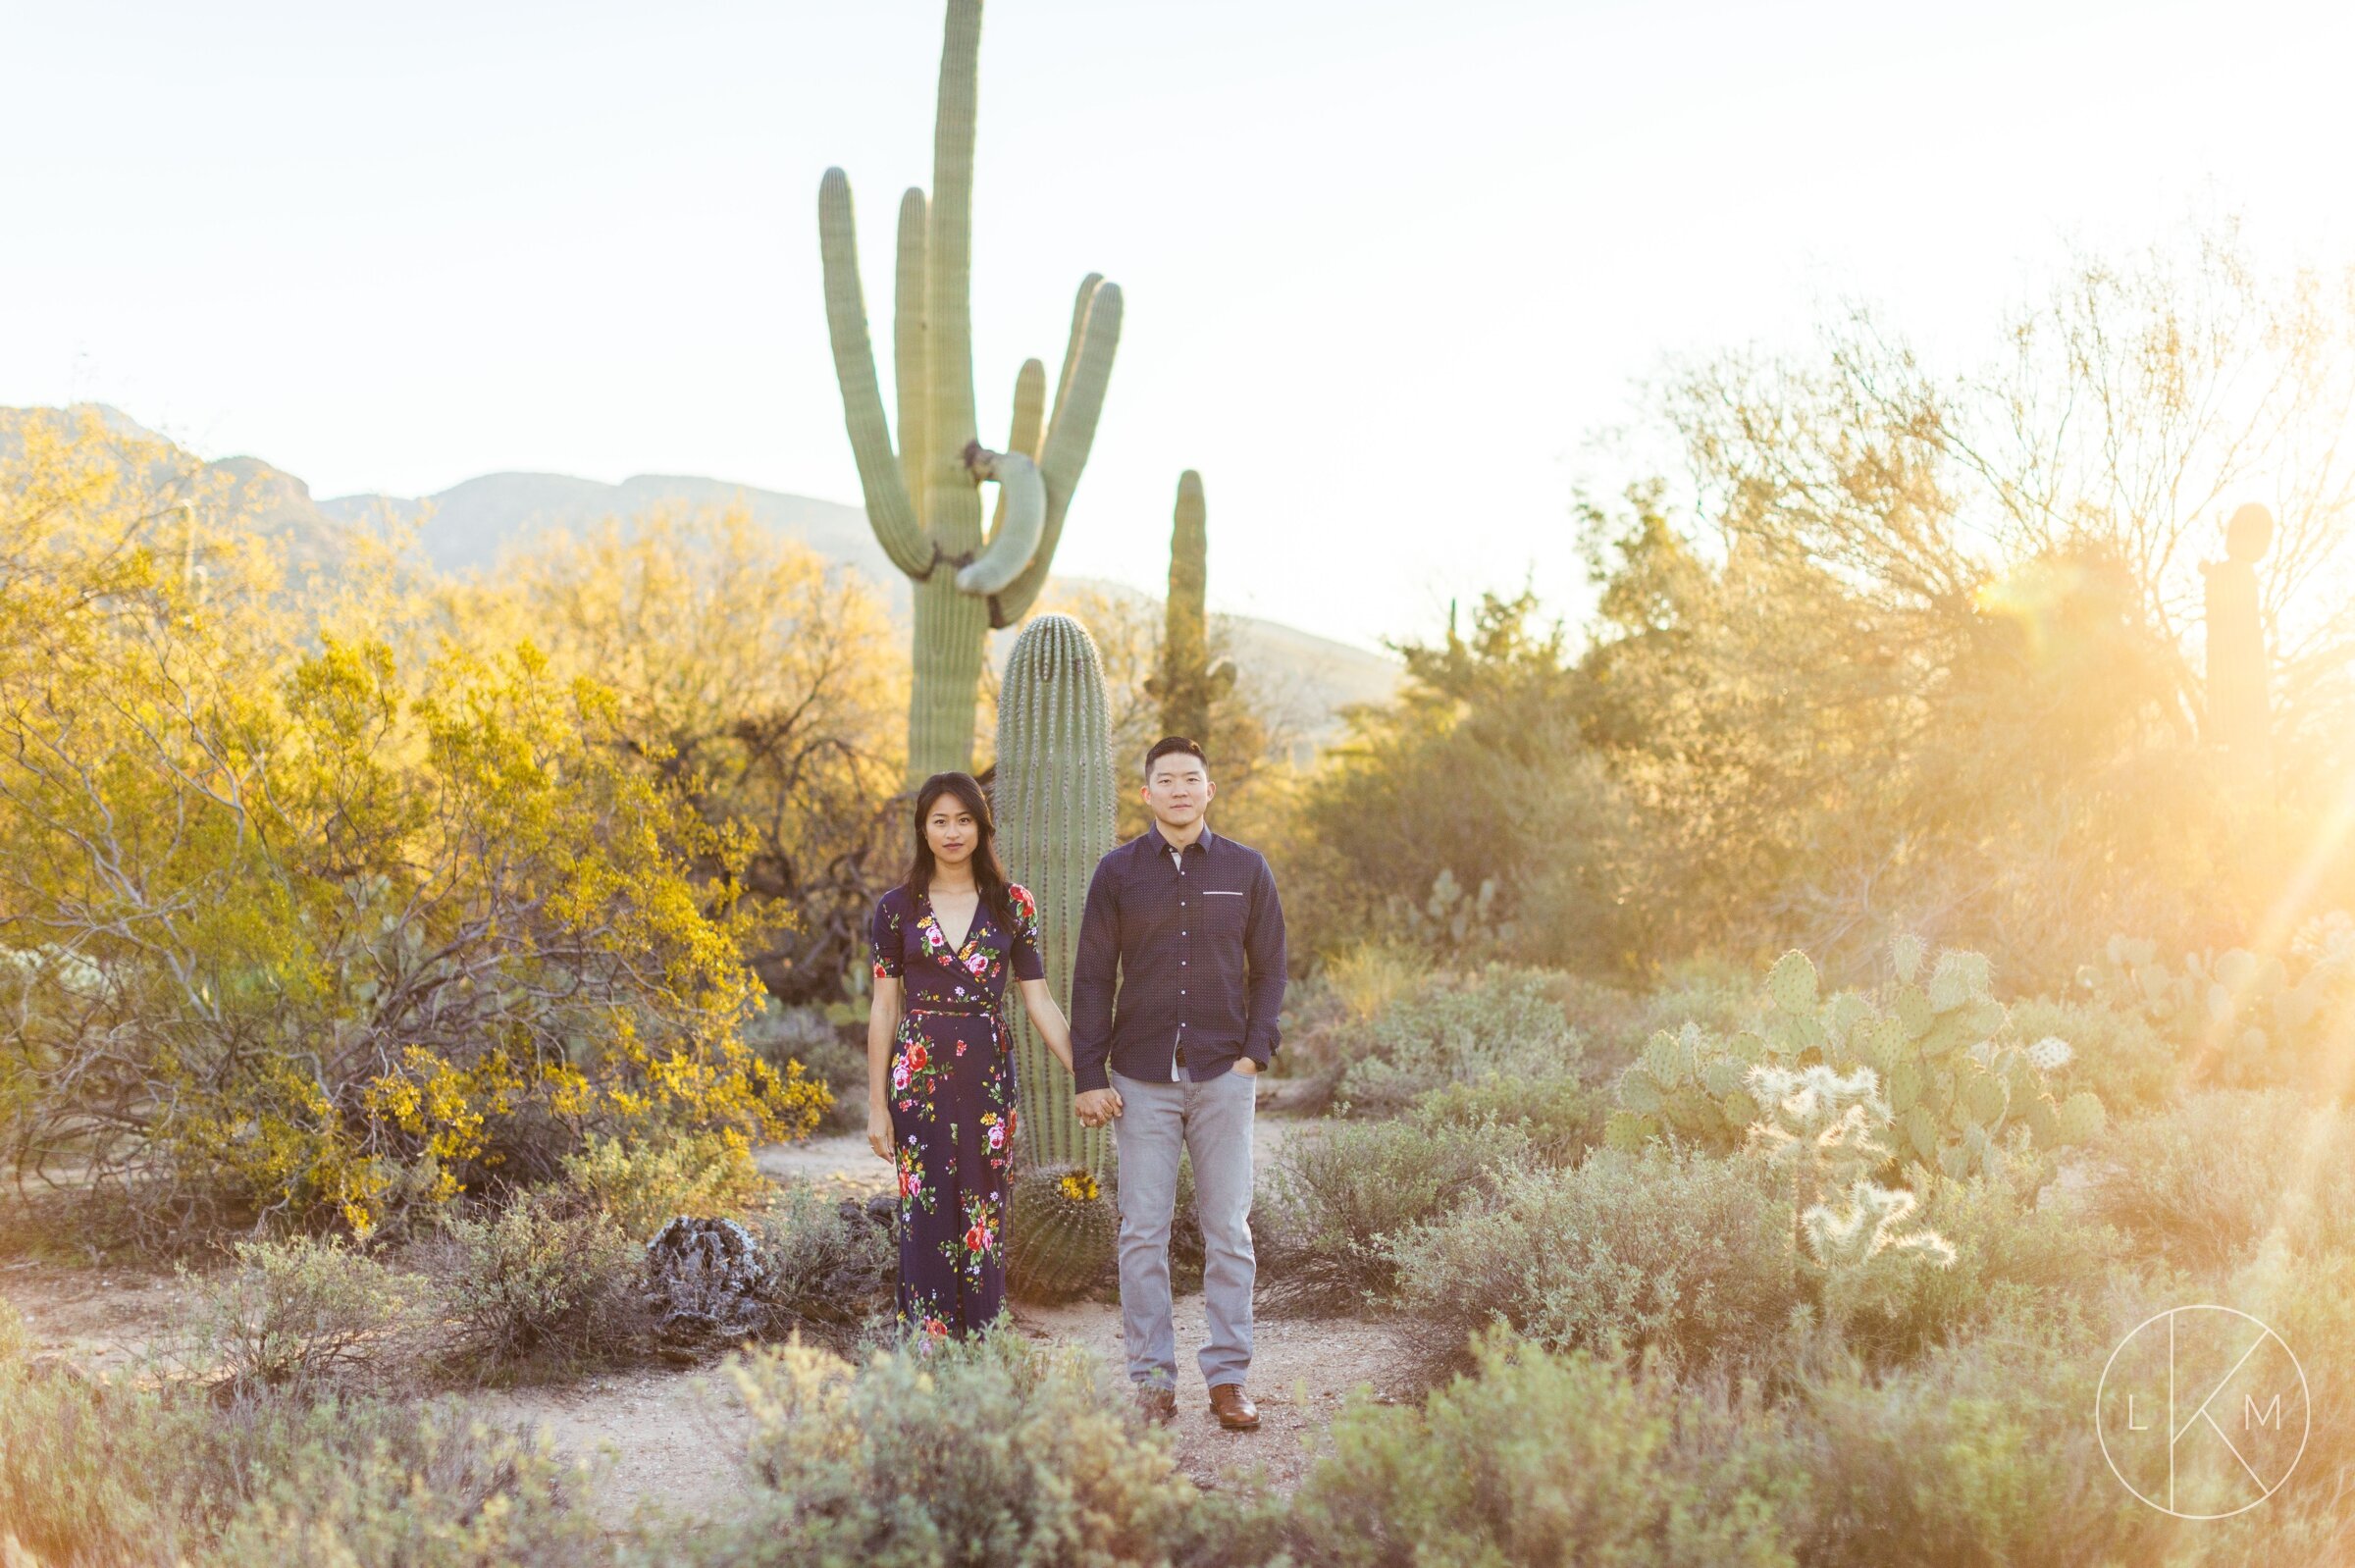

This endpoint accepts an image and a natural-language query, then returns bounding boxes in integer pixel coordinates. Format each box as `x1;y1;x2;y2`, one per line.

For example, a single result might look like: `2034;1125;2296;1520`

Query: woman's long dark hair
903;771;1018;939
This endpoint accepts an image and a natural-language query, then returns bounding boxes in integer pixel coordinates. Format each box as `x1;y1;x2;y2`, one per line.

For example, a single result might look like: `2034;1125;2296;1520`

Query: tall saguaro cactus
995;614;1117;1174
817;0;1123;785
1142;470;1234;742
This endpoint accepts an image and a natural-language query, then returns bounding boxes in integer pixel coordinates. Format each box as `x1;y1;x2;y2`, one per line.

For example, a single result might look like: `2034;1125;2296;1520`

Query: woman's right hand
867;1101;893;1161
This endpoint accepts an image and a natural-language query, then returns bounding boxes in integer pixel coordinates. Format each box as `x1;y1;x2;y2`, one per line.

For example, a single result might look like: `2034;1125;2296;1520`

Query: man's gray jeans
1108;1066;1255;1390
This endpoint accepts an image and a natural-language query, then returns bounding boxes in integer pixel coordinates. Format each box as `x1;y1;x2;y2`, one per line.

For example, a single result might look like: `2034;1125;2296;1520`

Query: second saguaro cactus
817;0;1123;785
994;613;1117;1175
1143;470;1234;743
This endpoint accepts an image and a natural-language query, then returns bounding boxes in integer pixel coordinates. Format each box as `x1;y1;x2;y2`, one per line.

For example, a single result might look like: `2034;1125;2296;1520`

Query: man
1070;736;1286;1433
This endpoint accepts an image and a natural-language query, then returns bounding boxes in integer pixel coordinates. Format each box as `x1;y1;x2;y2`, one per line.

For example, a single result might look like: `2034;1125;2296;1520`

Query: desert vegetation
10;0;2355;1559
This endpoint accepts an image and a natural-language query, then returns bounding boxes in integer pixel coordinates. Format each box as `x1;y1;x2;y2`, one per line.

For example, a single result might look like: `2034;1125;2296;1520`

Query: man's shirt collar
1145;819;1216;855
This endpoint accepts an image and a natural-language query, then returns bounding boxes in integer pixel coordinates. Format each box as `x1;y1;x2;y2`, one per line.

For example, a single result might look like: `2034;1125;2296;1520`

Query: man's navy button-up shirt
1069;820;1287;1092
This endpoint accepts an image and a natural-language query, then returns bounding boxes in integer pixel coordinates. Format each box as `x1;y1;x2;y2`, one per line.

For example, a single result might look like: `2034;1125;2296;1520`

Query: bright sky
5;1;2351;653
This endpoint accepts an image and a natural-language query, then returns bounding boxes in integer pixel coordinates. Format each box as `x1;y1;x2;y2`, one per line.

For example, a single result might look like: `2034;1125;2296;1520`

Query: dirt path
5;1113;1402;1513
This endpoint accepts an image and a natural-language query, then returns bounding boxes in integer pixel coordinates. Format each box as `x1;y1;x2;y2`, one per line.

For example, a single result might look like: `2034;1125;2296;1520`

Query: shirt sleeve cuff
1073;1061;1111;1094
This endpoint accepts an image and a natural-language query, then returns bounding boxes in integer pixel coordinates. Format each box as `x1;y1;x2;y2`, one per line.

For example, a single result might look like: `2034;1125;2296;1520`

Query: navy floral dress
870;881;1045;1343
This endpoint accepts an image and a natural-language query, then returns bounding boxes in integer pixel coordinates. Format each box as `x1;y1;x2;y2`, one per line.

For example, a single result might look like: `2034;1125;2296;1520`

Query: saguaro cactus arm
992;277;1124;626
957;444;1044;595
817;169;929;579
893;187;930;533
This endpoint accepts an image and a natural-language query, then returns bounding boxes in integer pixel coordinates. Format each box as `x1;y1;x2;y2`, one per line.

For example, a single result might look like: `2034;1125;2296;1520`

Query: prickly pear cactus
1607;941;2103;1187
1003;1162;1117;1304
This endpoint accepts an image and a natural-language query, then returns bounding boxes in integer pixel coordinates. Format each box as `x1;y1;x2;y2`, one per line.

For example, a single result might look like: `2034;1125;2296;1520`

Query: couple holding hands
864;736;1286;1431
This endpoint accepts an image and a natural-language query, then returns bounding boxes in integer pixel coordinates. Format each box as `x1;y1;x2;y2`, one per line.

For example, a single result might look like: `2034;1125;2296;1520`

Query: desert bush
756;1182;895;1348
1792;1305;2159;1568
1262;1117;1535;1314
746;1002;866;1130
560;1129;768;1242
2082;1090;2355;1273
649;1328;1284;1566
185;1235;429;1396
1387;1148;1798;1377
2007;995;2176;1115
1288;1327;1806;1567
0;1357;602;1568
1332;965;1582;1115
0;416;826;1244
0;1297;27;1364
1411;1070;1599;1168
1830;1169;2128;1367
425;1192;645;1378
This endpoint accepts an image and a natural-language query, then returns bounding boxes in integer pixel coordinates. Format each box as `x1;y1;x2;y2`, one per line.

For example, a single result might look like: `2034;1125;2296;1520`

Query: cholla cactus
1805;1177;1957;1335
1802;1179;1956;1271
1747;1063;1893;1258
817;0;1122;783
993;614;1117;1174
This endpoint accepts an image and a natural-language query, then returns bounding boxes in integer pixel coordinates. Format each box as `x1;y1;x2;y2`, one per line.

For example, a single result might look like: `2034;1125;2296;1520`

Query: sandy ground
3;1110;1408;1515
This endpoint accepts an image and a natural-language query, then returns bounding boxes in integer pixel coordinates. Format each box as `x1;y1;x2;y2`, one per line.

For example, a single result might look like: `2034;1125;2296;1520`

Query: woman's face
925;798;979;867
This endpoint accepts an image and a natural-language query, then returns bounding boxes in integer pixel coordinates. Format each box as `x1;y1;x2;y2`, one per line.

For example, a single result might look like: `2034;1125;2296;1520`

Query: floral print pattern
869;881;1045;1344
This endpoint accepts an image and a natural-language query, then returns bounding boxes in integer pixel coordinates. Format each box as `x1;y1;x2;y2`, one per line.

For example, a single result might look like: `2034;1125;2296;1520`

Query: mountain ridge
2;404;1398;739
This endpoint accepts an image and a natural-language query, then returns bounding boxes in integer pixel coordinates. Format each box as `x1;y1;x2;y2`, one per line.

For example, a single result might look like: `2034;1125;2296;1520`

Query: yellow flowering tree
0;411;823;1240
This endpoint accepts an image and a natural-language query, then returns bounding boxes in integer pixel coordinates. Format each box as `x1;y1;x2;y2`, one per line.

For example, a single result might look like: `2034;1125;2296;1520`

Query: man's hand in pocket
1232;1057;1261;1075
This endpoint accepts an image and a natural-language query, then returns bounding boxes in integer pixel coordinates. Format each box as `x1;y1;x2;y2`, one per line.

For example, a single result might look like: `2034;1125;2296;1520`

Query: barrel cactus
817;0;1123;783
1142;469;1234;743
994;614;1117;1173
1004;1162;1117;1304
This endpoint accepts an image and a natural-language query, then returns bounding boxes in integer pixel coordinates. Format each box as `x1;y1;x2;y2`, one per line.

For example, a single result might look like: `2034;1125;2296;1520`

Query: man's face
1142;754;1213;825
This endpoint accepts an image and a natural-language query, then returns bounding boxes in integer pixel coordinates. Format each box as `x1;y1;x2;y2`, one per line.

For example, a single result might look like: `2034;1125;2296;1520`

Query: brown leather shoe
1208;1383;1260;1431
1134;1384;1178;1426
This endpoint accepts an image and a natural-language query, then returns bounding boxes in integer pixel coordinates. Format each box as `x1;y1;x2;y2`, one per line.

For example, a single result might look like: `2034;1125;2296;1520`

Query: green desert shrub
1387;1147;1798;1377
0;1296;28;1364
425;1191;645;1378
1412;1069;1599;1168
755;1182;895;1349
1262;1117;1536;1314
746;1001;864;1131
1832;1171;2128;1367
2008;994;2176;1114
2082;1090;2355;1272
1288;1328;1806;1568
0;1365;602;1567
559;1128;768;1242
185;1234;430;1396
654;1328;1284;1566
1792;1305;2160;1568
1333;965;1583;1114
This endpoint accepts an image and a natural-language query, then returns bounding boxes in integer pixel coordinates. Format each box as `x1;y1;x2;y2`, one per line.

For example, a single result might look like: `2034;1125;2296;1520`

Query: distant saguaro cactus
2202;500;2274;787
817;0;1123;784
994;614;1117;1173
1143;470;1234;743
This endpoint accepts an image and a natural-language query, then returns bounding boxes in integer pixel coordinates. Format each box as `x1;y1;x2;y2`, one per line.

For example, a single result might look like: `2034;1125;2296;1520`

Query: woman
866;770;1077;1342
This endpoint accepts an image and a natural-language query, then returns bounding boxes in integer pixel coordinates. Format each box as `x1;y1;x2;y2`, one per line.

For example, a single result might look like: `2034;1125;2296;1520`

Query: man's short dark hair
1144;736;1207;778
